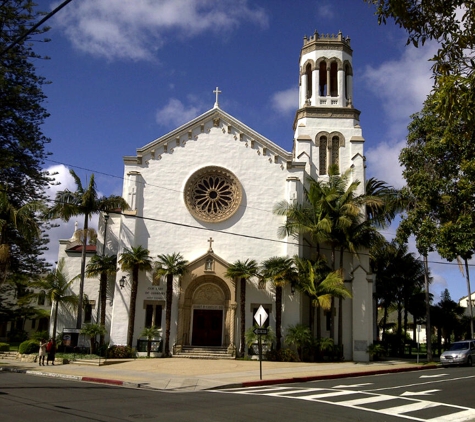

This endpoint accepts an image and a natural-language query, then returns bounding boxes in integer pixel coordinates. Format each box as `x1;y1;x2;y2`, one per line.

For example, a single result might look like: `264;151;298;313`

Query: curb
241;364;439;388
1;363;439;391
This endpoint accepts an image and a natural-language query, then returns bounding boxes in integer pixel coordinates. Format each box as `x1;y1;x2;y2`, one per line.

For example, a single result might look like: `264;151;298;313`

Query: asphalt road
1;366;475;421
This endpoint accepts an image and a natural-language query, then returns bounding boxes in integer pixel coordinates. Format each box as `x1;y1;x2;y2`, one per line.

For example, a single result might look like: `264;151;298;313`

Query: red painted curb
81;377;124;386
242;365;438;388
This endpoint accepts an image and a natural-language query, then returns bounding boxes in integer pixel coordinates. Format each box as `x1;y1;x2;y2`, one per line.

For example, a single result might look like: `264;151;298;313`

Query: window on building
84;304;93;323
330;62;338;96
144;303;163;328
319;136;327;175
306;63;312;99
331;136;340;169
38;290;46;306
319;62;327;96
31;319;36;329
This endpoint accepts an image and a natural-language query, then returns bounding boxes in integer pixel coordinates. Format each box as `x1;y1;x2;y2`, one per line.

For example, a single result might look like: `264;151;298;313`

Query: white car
440;340;475;367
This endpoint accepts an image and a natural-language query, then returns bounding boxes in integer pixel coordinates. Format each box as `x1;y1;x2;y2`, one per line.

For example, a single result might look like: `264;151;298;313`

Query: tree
153;253;188;357
0;1;54;281
294;256;350;340
276;165;388;349
225;259;259;357
364;1;475;125
285;324;312;361
260;256;297;351
47;169;128;329
139;325;161;358
118;246;152;349
433;289;465;352
399;95;475;350
85;254;117;346
80;323;106;355
32;258;78;345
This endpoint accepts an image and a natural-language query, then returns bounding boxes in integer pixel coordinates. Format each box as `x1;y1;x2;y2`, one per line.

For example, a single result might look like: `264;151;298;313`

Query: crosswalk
211;386;475;421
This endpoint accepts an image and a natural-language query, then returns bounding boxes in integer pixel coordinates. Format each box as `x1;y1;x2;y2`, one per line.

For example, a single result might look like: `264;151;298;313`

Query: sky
29;0;471;303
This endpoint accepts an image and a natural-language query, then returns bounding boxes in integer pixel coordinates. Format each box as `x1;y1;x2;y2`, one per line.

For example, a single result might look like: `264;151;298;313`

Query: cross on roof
213;87;221;108
208;237;214;252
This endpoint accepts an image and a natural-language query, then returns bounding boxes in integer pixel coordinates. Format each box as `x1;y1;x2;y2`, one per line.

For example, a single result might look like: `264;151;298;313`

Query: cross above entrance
213;87;221;108
208;237;214;252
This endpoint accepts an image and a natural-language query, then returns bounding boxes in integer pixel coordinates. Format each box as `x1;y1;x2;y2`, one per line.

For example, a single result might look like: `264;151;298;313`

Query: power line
1;0;76;56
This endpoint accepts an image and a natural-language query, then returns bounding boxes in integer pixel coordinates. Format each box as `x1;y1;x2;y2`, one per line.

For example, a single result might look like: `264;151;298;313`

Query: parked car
440;340;475;367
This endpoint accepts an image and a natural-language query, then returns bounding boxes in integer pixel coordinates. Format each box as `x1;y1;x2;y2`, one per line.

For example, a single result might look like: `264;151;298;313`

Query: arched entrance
191;283;225;346
177;275;233;348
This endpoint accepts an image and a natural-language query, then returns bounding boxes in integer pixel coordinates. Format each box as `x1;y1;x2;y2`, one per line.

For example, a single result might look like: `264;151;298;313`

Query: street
1;366;475;421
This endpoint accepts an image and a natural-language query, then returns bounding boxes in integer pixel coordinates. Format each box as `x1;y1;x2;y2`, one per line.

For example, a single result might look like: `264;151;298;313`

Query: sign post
254;305;268;380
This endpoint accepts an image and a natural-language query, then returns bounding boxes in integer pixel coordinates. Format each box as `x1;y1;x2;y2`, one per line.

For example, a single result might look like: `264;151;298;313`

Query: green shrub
0;342;10;351
266;348;299;362
107;345;133;358
18;340;40;355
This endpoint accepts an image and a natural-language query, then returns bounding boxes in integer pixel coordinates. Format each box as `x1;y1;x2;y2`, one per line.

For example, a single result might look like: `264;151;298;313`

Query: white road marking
420;374;448;378
211;385;475;421
400;389;440;397
332;383;373;388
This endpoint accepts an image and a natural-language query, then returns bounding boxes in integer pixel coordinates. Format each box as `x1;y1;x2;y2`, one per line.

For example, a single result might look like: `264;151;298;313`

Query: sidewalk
0;356;438;392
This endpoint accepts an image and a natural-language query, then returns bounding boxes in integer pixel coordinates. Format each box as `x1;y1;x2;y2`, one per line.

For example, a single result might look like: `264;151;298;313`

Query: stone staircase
175;346;234;360
0;351;18;360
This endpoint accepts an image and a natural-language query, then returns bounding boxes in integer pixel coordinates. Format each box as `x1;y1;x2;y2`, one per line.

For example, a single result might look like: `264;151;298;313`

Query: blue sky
32;0;470;303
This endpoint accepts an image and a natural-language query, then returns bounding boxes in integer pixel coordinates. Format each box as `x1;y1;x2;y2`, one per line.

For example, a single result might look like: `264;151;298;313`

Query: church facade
56;32;374;361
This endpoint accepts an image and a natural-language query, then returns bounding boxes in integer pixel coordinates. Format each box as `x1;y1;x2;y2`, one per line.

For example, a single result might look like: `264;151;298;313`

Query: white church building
55;31;374;361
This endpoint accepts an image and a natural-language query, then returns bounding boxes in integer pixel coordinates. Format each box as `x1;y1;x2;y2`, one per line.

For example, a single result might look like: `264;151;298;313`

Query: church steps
176;346;234;360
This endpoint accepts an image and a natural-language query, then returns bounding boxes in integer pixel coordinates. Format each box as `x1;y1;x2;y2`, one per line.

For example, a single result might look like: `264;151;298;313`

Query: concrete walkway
0;356;438;392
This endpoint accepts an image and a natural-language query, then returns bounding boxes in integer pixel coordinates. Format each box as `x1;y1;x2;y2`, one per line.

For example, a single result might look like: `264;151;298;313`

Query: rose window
185;166;242;223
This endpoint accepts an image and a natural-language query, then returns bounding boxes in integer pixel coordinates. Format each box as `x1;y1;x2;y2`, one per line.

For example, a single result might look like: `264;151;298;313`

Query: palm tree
47;170;129;329
276;166;394;351
153;253;188;357
294;256;351;340
225;259;259;357
80;323;106;355
32;258;78;345
0;184;45;284
85;254;117;346
140;325;162;357
260;256;297;351
118;246;153;348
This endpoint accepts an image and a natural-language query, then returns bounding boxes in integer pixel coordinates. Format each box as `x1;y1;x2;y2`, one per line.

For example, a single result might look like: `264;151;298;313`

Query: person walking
38;339;47;366
46;338;56;365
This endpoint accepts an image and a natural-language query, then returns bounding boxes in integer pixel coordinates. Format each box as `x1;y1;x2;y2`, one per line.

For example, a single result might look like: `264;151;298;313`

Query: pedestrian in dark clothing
46;338;56;365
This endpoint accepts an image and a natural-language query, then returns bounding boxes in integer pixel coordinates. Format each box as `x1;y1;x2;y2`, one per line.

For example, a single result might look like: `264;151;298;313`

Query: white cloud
271;88;298;115
317;3;334;19
53;0;269;61
155;98;205;128
362;43;436;140
366;139;406;188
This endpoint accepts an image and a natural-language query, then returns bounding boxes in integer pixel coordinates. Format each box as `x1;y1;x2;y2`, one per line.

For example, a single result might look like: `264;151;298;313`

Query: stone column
227;303;237;356
326;64;331;97
338;69;345;106
312;68;318;106
300;73;307;107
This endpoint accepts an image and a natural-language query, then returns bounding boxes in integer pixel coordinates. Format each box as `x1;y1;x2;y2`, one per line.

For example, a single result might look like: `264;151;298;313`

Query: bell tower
293;31;365;187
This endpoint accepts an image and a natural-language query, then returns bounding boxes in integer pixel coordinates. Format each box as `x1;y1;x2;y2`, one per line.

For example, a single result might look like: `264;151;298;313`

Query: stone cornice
293;106;361;130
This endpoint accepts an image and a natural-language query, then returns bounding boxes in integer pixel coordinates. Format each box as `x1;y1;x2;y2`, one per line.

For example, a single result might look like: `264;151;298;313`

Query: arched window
38;290;46;306
319;136;327;175
344;63;350;100
305;63;312;99
331;136;340;169
330;62;338;97
319;62;327;96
